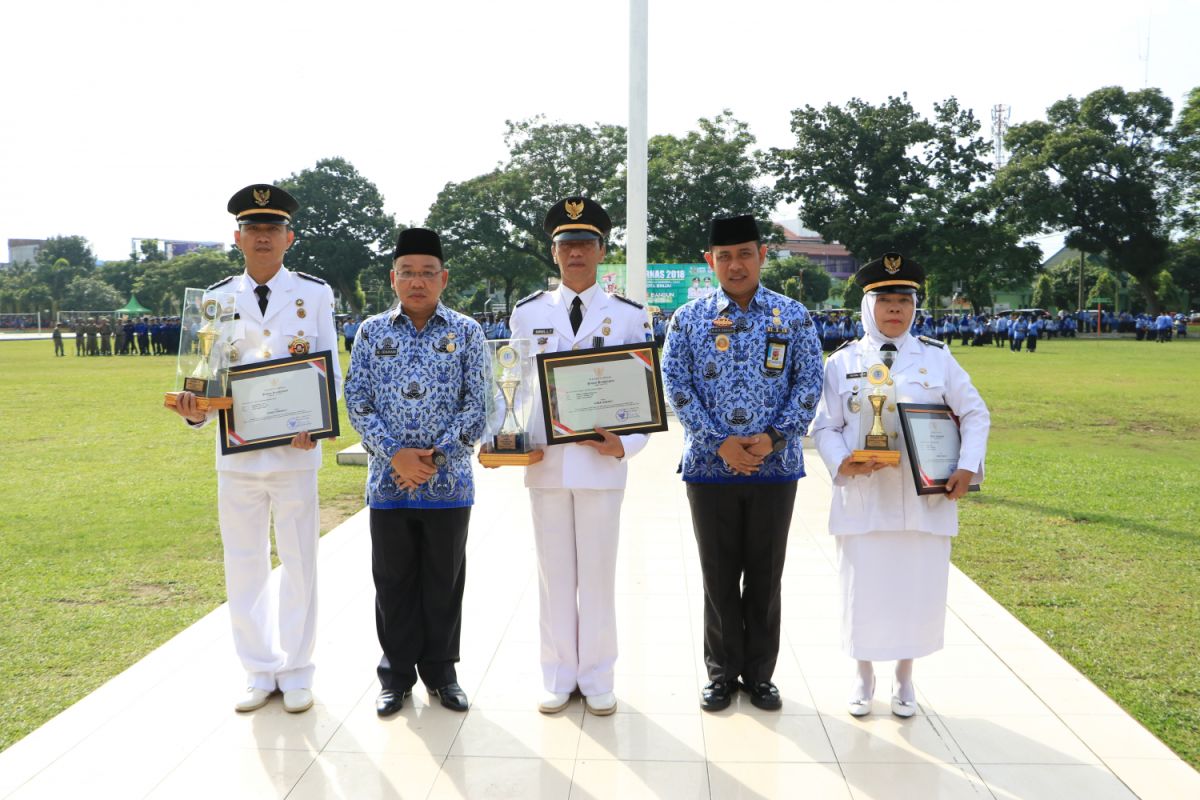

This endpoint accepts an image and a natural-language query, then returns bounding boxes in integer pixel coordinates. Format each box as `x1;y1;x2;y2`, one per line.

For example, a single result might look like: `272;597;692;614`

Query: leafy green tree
765;94;1038;311
36;258;85;314
647;112;778;262
35;235;96;271
63;276;123;310
1168;87;1200;233
427;119;627;310
137;239;166;264
1088;271;1120;308
996;86;1180;311
95;259;146;299
1165;237;1199;306
133;250;245;313
762;255;831;305
1156;270;1185;311
279;157;398;313
1031;273;1055;311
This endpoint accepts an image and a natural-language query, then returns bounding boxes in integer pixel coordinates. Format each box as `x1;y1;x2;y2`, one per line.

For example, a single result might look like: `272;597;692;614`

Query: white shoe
847;676;875;718
283;688;314;713
538;691;571;714
890;683;917;718
585;692;617;716
234;687;272;713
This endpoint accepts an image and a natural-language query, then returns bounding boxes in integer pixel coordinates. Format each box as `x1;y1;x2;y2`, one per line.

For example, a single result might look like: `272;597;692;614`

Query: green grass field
0;335;1197;770
0;341;363;751
949;336;1199;769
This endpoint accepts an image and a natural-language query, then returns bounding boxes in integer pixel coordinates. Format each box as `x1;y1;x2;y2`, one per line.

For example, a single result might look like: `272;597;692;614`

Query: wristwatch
431;449;447;468
766;427;787;453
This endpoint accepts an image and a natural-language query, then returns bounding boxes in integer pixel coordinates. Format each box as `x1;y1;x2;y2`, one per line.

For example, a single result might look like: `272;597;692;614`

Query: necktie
254;284;270;316
880;342;897;367
569;295;583;334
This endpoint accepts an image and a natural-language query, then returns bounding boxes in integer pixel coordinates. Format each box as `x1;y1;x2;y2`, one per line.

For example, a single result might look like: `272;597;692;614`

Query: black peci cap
392;227;444;262
854;252;925;294
543;197;612;242
227;184;299;225
708;214;762;247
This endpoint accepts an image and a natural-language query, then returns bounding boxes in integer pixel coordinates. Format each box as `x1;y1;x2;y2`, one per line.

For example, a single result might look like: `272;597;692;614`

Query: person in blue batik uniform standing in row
662;214;823;712
345;228;488;717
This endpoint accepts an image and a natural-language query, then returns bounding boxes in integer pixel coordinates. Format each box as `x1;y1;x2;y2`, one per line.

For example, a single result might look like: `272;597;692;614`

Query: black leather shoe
741;680;782;711
430;682;469;712
700;680;734;712
375;688;411;717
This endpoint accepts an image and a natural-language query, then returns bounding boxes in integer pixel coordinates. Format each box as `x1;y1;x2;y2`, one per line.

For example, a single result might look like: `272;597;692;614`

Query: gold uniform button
919;367;927;374
263;329;270;336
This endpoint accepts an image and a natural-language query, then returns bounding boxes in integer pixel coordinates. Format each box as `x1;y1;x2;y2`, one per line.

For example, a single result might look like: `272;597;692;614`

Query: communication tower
991;104;1011;168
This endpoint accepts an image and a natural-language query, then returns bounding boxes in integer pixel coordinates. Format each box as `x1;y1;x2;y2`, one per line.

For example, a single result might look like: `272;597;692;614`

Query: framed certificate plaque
535;342;669;445
219;350;340;455
896;403;980;496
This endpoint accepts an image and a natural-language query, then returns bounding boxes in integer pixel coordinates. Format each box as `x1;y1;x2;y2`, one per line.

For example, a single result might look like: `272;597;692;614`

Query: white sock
852;660;875;700
894;659;915;702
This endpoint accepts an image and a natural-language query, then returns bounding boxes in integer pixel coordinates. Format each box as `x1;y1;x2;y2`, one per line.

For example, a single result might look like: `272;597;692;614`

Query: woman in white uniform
811;253;990;717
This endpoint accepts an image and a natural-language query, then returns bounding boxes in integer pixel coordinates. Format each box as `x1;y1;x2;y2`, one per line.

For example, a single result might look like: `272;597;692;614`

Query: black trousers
686;481;797;684
370;506;470;691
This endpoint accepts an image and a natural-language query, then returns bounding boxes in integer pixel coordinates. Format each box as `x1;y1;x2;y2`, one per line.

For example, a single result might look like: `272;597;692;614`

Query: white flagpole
626;0;648;305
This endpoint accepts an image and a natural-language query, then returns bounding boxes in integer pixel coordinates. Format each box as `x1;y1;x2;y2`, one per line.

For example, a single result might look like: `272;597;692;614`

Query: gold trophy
850;362;901;464
164;289;234;412
479;339;543;466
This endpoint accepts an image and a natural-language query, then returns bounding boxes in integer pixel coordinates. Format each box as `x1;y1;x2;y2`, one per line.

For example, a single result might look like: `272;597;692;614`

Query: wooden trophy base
478;444;544;467
849;448;901;464
163;392;233;411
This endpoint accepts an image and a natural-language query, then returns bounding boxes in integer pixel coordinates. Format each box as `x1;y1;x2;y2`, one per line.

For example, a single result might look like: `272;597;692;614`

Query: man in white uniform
168;184;343;713
509;196;651;716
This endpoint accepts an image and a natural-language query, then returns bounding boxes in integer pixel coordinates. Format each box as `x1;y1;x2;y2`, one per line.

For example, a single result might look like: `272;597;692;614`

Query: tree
1031;273;1055;311
132;250;245;313
1165;237;1200;305
647;112;779;262
279;157;397;313
1168;86;1200;233
996;86;1180;311
35;235;96;271
1088;270;1120;308
765;94;1039;311
36;258;85;314
761;255;831;305
63;276;123;310
427;119;627;311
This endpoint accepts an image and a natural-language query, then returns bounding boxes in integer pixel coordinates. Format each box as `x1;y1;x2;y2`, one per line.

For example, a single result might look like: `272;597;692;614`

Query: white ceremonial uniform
810;333;989;659
191;265;343;691
510;283;651;695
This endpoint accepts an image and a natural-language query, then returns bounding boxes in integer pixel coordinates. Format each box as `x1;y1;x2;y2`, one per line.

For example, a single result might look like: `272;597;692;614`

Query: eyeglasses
394;270;443;283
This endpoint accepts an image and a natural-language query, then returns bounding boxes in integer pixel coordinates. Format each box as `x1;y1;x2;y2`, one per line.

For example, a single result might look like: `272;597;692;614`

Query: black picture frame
896;402;980;496
535;342;669;444
219;350;339;455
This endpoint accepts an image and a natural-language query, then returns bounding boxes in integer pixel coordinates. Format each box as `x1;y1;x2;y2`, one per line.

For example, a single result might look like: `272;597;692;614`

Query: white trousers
217;469;319;691
529;488;623;696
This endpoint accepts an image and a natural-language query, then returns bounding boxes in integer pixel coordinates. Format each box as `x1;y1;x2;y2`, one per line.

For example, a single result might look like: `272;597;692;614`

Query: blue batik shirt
345;302;487;509
662;284;823;484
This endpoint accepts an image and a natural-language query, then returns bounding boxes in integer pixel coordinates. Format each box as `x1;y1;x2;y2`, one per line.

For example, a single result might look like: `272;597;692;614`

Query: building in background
5;238;46;269
771;220;859;281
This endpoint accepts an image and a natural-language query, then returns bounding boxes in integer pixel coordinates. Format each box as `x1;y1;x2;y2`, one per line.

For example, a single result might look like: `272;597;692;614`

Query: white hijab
860;291;915;350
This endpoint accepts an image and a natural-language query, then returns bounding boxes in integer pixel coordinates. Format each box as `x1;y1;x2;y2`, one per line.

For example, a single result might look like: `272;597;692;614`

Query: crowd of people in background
34;305;1194;359
47;316;183;357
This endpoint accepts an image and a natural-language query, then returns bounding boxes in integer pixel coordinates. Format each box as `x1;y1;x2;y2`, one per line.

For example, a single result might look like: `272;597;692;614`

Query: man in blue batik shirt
345;227;487;718
662;214;823;713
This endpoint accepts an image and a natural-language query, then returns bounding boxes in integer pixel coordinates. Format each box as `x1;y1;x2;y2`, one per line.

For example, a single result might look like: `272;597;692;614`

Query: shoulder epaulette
918;335;946;349
612;294;644;310
293;271;327;285
206;275;235;291
515;290;544;308
832;337;857;354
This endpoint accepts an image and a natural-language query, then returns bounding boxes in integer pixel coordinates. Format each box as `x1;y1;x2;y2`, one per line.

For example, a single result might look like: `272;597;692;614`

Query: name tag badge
764;339;787;371
533;328;554;335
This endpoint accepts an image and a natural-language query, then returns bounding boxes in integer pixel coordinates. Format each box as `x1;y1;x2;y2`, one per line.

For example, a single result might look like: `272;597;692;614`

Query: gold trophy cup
164;292;234;412
850;363;901;464
479;340;543;467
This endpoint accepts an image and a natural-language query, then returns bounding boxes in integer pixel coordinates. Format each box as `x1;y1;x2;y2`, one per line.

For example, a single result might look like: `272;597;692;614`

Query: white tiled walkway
1;427;1196;799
